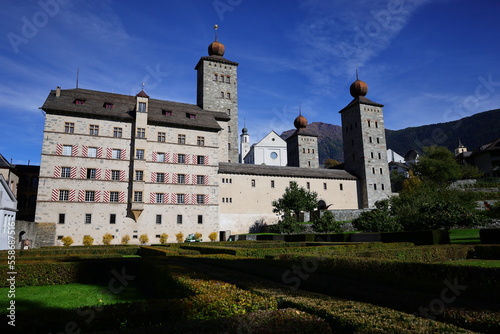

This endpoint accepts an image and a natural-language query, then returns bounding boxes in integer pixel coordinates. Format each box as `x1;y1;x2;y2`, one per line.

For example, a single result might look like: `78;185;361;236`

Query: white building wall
0;175;17;250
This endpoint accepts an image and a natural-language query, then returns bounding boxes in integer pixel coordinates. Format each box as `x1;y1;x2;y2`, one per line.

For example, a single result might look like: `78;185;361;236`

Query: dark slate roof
218;163;358;180
41;88;228;132
470;137;500;157
339;96;384;113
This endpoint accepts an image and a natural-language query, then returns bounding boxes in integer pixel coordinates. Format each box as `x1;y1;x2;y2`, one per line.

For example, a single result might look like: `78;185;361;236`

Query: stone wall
34;223;56;248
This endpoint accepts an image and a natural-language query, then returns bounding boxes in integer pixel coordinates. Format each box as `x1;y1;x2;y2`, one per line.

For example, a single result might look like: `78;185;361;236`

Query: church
34;33;391;245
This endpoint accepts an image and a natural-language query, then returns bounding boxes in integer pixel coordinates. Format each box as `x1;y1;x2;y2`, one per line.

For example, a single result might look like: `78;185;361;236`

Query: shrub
209;232;217;242
353;200;403;232
61;236;73;247
139;234;149;245
121;234;131;245
312;211;343;233
176;232;184;243
82;235;94;246
276;215;305;234
159;233;169;244
194;232;202;240
102;233;114;245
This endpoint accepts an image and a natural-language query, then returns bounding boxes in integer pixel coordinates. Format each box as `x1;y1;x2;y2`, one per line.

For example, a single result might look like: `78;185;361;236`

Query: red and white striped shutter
51;189;58;201
172;173;177;184
95;169;101;180
151;172;157;183
56;144;63;155
165;173;170;183
119;192;126;203
97;147;103;158
105;169;111;180
106;148;112;159
69;190;76;202
80;168;86;179
172;153;178;163
204;175;209;185
78;190;85;202
121;149;127;160
94;191;100;202
152;151;157;162
163;193;168;204
82;146;88;157
204;194;209;204
53;166;61;178
103;191;110;202
204;156;209;165
120;170;126;181
171;193;177;203
150;192;155;203
165;152;170;163
72;145;78;157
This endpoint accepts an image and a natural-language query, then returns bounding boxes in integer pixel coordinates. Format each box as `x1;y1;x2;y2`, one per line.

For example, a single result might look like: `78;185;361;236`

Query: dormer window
74;99;85;105
186;113;196;119
138;102;146;112
162;110;172;116
103;102;114;109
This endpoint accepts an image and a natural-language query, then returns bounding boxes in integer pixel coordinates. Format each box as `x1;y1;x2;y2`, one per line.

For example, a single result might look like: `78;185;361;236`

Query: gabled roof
218;163;357;180
0;174;17;206
470;137;500;157
41;88;228;132
0;153;12;169
339;96;384;113
254;130;287;147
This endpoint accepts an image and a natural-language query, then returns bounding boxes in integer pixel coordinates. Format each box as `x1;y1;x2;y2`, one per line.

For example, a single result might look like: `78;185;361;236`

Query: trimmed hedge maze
1;240;499;333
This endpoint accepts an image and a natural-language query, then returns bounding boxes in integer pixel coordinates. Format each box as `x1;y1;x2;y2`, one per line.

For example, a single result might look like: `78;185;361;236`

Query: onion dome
294;114;308;129
242;127;248;135
208;40;225;56
349;79;368;98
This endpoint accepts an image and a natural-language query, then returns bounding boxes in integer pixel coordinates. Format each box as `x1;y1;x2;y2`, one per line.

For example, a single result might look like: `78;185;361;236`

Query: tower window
378;152;382;159
221;92;224;98
372;167;375;174
377;137;380;144
214;74;218;81
227;109;231;115
138;102;146;112
64;122;74;133
368;120;371;127
227;92;231;99
137;128;145;138
380;168;383;174
382;184;385;190
374;184;377;190
375;122;378;128
340;183;343;191
226;76;230;83
369;137;372;143
371;152;374;159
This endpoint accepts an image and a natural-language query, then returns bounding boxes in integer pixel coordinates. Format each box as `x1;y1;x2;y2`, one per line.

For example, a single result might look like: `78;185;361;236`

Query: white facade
0;175;17;250
243;131;287;166
387;149;405;163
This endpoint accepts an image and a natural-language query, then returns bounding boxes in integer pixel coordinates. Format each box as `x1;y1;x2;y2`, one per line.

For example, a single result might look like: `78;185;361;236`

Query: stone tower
240;126;250;163
286;114;319;168
195;28;239;163
455;139;467;156
340;77;392;208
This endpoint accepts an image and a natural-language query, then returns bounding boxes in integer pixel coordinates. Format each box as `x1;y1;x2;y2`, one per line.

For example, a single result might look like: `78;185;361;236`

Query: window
271;180;275;188
135;170;143;181
197;136;205;146
177;154;185;164
157;173;165;183
110;214;116;224
177;215;182;224
375;121;378;128
136;149;144;160
378;153;382;159
89;125;99;136
85;191;95;202
157;152;165;162
88;147;97;158
226;76;230;83
371;152;374;159
187;113;196;119
198;215;203;224
374;184;377;190
138;102;146;112
137;128;145;138
382;184;385;190
64;122;74;133
63;145;72;156
220;92;224;98
307;182;310;189
197;175;205;185
178;134;186;144
156;215;162;224
112;149;121;159
59;190;69;201
372;167;376;174
323;183;327;190
227;109;231;115
58;213;65;224
114;127;122;138
61;167;71;178
227;92;231;99
74;99;85;105
156;193;164;203
177;194;185;204
380;168;383;174
87;168;96;179
251;179;255;187
377;138;380;144
111;170;120;181
162;110;172;116
228;126;231;133
110;191;119;202
104;102;114;109
214;74;218;81
197;194;205;204
158;132;166;142
228;143;231;150
177;174;185;184
340;183;343;191
368;120;371;127
369;137;372;143
134;191;143;202
85;214;92;224
197;155;205;165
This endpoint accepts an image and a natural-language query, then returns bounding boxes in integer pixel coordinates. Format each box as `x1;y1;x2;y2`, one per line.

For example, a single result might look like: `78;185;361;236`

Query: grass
0;283;147;312
444;259;500;268
449;228;480;244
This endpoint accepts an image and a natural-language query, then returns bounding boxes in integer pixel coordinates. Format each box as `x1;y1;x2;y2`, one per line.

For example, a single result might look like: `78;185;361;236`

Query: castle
34;34;391;245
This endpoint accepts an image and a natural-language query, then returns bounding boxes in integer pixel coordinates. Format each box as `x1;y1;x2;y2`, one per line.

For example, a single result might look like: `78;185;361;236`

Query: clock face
270;152;278;159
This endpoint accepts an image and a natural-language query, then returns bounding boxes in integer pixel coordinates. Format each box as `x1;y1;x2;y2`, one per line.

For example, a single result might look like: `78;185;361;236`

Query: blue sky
1;0;499;165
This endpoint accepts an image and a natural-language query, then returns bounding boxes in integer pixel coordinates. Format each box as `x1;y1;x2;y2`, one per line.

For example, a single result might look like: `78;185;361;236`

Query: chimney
56;86;61;97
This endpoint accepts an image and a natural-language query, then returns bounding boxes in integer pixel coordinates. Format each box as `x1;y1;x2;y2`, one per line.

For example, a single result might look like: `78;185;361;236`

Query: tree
324;159;341;168
121;234;130;245
83;235;94;246
209;232;218;242
159;233;169;244
390;170;406;192
272;181;318;221
102;233;114;245
275;214;305;234
175;232;184;243
412;146;462;185
139;234;149;245
352;200;403;232
61;236;74;247
312;211;343;233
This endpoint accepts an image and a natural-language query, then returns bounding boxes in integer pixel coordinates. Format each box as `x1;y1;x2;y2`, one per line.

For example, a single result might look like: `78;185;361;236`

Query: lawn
0;283;147;312
449;228;480;244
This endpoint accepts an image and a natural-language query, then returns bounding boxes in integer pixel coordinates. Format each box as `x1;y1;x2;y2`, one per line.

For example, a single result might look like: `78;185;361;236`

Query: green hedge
138;246;179;257
470;245;500;259
0;245;140;258
480;228;500;244
350;244;473;262
381;229;451;245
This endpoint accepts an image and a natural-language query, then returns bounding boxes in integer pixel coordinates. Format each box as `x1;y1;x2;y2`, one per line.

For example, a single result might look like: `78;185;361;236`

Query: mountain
280;109;500;163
